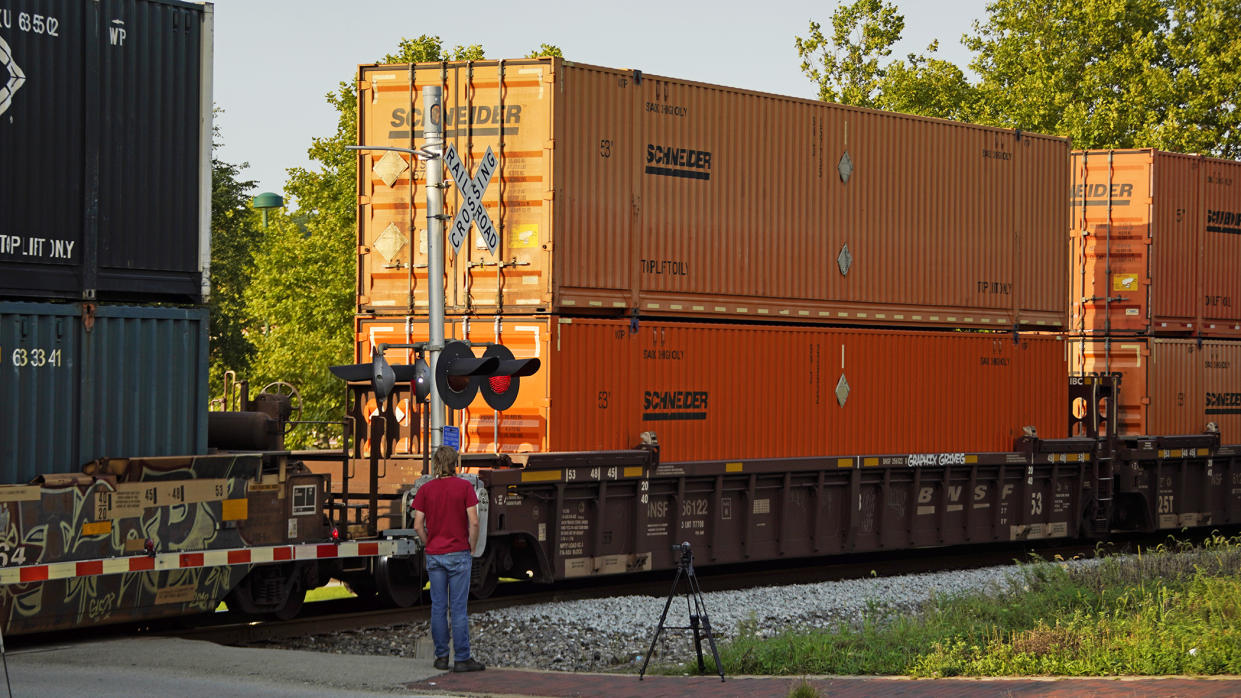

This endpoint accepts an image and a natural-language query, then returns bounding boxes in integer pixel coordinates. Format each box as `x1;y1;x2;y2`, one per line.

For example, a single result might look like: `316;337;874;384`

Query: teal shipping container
0;302;208;483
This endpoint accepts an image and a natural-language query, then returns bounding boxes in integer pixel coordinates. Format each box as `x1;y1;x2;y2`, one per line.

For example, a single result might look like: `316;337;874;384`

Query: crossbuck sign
443;143;500;255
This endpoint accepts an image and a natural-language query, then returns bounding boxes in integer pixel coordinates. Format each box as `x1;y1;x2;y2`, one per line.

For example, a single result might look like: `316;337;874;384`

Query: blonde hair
431;446;458;478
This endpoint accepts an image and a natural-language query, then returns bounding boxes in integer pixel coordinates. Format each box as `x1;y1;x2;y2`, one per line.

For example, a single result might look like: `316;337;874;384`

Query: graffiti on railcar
0;455;262;633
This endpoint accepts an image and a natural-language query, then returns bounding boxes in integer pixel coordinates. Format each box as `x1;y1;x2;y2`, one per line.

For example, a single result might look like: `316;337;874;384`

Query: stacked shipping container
357;59;1068;330
0;0;213;483
354;58;1073;461
1070;150;1241;439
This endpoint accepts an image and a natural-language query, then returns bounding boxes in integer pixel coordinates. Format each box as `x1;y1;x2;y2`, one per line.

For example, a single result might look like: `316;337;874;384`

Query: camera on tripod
641;539;724;682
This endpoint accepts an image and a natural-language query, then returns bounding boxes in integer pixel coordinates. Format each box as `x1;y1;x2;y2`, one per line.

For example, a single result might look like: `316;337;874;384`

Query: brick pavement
409;668;1241;697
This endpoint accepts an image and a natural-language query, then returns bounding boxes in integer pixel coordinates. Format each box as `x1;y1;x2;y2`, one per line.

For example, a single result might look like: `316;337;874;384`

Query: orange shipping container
1070;337;1241;440
356;58;1068;330
1070;150;1241;337
357;316;1069;462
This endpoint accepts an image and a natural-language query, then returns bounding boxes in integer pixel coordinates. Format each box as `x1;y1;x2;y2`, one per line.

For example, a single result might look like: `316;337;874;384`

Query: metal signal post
422;85;447;448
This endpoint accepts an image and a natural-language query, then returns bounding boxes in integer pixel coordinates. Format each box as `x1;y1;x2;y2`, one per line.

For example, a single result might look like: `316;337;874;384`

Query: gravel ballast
267;561;1093;672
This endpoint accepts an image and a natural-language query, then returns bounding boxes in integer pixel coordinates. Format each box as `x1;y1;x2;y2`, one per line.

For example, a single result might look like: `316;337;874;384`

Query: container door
1149;152;1201;333
356;59;556;315
1200;158;1241;335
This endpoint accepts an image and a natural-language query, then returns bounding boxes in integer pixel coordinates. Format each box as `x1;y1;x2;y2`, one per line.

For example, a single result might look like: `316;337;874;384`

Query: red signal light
488;375;512;394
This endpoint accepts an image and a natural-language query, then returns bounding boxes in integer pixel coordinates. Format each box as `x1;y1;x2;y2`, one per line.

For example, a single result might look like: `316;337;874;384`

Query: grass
671;533;1241;679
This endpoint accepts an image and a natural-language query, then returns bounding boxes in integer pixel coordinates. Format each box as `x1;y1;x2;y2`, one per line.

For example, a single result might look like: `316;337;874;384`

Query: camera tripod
639;542;725;681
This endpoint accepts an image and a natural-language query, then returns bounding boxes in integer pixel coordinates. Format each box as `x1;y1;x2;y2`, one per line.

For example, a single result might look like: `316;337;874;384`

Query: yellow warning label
81;520;112;537
725;462;743;473
1113;274;1139;292
222;498;249;521
509;225;539;248
624;466;644;478
521;470;561;483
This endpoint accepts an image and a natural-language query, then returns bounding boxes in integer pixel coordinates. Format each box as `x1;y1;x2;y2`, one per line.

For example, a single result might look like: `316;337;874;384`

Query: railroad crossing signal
478;344;542;411
331;340;539;412
443;143;499;255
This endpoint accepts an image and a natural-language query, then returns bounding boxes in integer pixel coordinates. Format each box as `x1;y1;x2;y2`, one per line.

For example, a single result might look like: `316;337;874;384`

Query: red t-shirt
412;476;479;555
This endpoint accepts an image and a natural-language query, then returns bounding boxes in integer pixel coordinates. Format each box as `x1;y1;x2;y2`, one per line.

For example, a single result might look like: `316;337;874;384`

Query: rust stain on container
358;316;1068;462
1071;149;1241;337
1070;337;1241;440
356;58;1068;330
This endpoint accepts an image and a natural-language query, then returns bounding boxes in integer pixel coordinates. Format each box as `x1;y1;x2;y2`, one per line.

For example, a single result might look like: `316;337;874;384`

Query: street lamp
345;85;448;448
252;191;283;228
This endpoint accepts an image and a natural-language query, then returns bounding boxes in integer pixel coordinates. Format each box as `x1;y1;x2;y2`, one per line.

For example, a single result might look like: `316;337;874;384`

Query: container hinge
82;302;97;333
629;308;640;334
632;69;642;85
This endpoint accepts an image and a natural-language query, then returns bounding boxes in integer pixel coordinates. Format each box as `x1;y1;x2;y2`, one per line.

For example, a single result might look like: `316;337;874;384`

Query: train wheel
273;578;306;621
470;551;498;599
343;575;378;600
376;555;423;608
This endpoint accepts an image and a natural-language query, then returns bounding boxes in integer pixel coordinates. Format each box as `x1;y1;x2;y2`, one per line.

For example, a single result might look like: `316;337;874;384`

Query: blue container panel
0;302;207;483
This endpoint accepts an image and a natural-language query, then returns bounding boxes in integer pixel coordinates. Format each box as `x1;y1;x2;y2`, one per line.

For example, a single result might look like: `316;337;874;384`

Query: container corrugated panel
1071;150;1241;337
1202;158;1241;335
1069;337;1241;440
0;0;209;303
0;302;208;483
356;58;1068;330
357;315;1068;462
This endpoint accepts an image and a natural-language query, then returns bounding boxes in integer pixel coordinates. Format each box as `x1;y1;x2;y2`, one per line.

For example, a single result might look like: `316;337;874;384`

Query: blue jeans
426;550;472;661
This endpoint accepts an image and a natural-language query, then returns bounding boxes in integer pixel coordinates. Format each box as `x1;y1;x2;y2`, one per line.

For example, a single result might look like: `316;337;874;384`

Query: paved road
0;636;442;697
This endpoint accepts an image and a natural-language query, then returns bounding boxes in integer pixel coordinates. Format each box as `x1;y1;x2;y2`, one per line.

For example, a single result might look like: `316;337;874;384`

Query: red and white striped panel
0;540;400;585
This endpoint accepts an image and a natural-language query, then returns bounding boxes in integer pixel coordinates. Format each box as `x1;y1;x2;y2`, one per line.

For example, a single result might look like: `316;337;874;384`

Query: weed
681;536;1241;677
787;679;819;698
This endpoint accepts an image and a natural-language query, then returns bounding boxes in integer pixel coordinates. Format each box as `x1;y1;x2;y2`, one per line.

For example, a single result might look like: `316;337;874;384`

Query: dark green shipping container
0;302;208;483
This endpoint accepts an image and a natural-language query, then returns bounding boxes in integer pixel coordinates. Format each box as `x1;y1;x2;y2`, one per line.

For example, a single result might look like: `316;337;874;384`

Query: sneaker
433;656;449;671
453;657;486;672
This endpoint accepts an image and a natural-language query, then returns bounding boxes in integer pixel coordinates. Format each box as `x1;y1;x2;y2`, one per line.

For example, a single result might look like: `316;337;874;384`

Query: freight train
1;4;1239;635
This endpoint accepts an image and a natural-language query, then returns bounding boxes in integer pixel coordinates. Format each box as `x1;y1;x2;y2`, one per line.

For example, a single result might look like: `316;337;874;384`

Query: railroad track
5;532;1183;651
173;537;1111;645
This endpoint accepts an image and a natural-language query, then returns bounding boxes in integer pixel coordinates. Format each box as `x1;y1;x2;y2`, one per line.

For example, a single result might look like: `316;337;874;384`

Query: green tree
526;43;563;58
243;210;353;443
795;0;906;108
208;125;259;408
796;0;1241;156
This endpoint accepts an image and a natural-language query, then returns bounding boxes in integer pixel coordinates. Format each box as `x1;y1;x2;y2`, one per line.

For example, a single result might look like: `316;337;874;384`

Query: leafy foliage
526;43;563;58
796;0;1241;155
207;122;259;407
243;211;354;444
794;0;906;108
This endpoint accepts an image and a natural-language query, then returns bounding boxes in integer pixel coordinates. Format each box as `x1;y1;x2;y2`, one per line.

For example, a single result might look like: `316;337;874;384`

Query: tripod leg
688;570;725;681
690;614;705;673
639;565;684;680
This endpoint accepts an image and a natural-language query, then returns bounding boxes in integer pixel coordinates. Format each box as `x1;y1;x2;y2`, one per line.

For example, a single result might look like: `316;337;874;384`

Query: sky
210;0;991;200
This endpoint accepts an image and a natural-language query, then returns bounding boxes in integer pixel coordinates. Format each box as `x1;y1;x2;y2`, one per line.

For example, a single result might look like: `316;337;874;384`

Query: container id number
10;347;63;368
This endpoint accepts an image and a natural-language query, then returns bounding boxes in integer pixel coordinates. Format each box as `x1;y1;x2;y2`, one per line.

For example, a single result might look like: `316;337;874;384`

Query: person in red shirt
412;446;485;672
